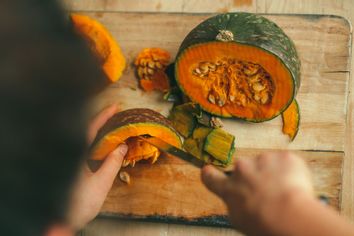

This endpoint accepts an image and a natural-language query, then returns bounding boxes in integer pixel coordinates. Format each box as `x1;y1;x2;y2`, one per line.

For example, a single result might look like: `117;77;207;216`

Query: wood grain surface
65;1;354;235
71;11;352;225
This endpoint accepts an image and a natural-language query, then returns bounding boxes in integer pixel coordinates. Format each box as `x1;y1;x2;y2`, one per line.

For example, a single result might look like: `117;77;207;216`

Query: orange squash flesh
91;109;181;165
71;14;126;82
176;42;294;121
282;99;300;141
125;137;160;166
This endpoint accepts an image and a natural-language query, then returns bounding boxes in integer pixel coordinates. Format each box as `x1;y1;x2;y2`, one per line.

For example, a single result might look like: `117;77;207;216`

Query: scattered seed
140;59;147;67
143;67;148;75
218;99;225;107
244;66;258;76
138;67;144;78
119;171;131;184
147;68;155;75
195;68;202;74
229;95;236;102
261;93;269;104
254;94;261;101
122;159;130;167
208;94;216;104
155;61;163;69
253;82;265;92
150;151;160;164
200;63;209;73
148;61;155;69
209;63;216;70
210;117;224;128
248;74;260;83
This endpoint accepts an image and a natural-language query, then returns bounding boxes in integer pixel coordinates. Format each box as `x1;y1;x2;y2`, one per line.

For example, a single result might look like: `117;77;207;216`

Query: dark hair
0;1;106;235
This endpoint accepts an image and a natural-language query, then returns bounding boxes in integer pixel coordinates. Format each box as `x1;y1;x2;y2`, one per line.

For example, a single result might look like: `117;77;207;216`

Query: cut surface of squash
71;14;126;82
177;42;294;121
91;109;181;166
282;99;300;141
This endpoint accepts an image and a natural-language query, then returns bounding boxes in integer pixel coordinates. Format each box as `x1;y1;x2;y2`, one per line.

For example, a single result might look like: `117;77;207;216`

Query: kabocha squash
135;48;171;92
91;108;181;166
282;99;300;141
71;14;126;82
175;12;301;122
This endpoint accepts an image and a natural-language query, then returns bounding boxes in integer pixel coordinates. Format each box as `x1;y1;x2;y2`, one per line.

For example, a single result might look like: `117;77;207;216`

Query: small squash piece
183;126;213;159
204;129;235;164
282;99;300;141
169;103;198;138
71;14;126;82
184;126;234;167
91;108;181;166
175;12;301;122
135;48;171;92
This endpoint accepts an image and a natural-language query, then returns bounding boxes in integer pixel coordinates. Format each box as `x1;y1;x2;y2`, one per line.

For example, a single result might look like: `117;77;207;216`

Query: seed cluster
137;59;165;80
192;58;275;107
135;48;170;81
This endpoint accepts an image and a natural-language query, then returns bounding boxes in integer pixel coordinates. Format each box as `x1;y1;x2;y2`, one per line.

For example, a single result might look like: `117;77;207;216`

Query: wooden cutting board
81;12;352;226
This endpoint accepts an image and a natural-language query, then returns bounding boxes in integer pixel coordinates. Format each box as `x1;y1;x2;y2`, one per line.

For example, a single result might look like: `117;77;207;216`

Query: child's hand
67;105;128;231
201;152;314;235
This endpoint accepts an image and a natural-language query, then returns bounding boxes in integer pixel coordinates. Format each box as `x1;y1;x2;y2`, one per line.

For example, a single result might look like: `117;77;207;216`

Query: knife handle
223;170;330;205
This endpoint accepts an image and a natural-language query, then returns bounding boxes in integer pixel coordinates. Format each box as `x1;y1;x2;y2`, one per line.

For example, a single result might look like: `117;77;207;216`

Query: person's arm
66;104;128;231
201;152;354;236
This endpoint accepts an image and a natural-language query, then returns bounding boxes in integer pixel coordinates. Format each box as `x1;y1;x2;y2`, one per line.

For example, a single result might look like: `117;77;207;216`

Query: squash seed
122;159;130;167
210;117;223;128
119;171;131;184
261;93;269;104
147;68;155;75
253;82;265;91
155;61;163;69
208;94;216;104
138;67;144;78
148;61;155;69
254;93;261;102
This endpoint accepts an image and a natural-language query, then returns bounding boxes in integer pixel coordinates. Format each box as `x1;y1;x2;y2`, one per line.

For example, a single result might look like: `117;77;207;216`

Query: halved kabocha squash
71;14;126;82
91;108;181;166
175;12;301;122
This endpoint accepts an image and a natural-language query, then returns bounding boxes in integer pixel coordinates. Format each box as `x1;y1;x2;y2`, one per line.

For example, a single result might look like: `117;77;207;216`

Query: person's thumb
94;144;128;189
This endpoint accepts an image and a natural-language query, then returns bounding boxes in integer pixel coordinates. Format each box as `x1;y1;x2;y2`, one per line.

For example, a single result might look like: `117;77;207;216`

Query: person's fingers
201;165;229;198
87;104;119;144
256;152;278;172
93;144;128;192
233;159;257;185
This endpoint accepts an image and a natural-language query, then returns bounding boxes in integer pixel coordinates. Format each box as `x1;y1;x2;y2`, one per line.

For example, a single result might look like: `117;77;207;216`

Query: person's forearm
263;191;354;236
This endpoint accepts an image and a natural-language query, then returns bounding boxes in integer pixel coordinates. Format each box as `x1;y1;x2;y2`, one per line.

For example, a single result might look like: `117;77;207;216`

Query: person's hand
201;152;314;236
67;104;128;231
